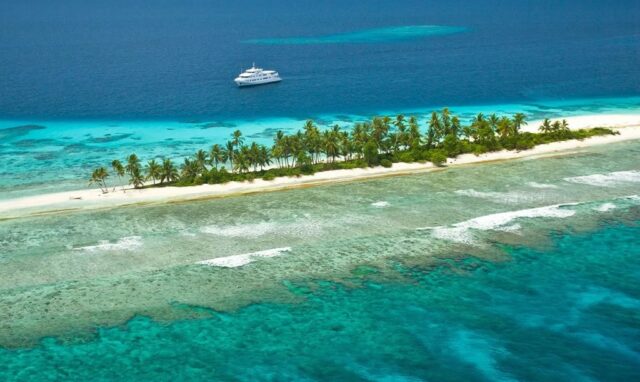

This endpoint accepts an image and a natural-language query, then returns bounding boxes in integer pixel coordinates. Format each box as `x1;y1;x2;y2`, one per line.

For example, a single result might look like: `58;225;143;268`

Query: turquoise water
1;216;639;381
2;96;640;200
2;1;640;378
243;25;468;45
1;140;639;380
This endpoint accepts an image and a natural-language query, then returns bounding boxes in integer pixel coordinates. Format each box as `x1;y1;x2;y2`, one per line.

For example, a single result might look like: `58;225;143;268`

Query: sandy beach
2;114;640;219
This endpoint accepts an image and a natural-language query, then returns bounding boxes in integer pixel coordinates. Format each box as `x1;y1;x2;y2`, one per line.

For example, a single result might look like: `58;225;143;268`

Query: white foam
201;217;326;238
74;236;142;252
564;170;640;187
371;201;389;208
197;247;291;268
200;221;277;238
496;223;522;233
421;204;576;244
526;182;559;189
594;203;616;212
454;189;529;204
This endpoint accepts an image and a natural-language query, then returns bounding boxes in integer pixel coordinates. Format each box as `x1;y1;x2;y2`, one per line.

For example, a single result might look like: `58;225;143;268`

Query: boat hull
234;77;282;87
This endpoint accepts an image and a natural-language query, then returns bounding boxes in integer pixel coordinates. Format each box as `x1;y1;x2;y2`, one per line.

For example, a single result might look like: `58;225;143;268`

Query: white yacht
234;63;281;87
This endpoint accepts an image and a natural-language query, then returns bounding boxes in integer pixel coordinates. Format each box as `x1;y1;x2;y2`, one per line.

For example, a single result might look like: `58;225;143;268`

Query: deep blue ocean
2;216;640;381
1;0;639;120
1;1;640;381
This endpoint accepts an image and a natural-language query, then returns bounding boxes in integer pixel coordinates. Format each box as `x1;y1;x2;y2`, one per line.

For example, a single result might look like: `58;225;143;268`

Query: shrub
262;172;276;181
442;134;461;156
300;163;315;175
338;161;358;170
396;151;415;163
429;150;448;167
380;159;393;168
459;141;475;154
515;137;535;151
472;144;488;156
363;140;379;166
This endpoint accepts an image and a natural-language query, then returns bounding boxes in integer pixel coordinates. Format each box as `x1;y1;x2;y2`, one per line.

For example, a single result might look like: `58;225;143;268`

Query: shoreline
2;120;640;219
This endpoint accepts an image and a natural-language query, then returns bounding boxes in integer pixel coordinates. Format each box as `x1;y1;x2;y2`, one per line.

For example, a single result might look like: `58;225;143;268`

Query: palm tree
426;112;441;149
408;116;421;149
129;166;145;189
231;129;244;148
160;158;178;184
371;117;389;147
146;159;161;185
209;144;223;170
539;118;553;134
126;154;140;173
488;113;500;133
259;145;271;170
512;113;527;135
451;116;461;138
194;149;208;175
340;132;352;161
233;151;249;173
125;154;142;188
394;115;407;149
303;120;321;163
249;143;260;171
497;117;513;139
89;167;109;193
441;108;452;135
324;130;340;163
561;119;569;131
111;159;125;192
225;141;235;170
181;158;199;180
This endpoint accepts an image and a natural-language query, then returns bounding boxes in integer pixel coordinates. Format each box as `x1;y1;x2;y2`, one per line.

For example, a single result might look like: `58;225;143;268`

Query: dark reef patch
33;152;59;161
0;125;46;140
87;133;134;143
63;143;89;153
199;121;238;129
247;127;283;139
13;139;59;148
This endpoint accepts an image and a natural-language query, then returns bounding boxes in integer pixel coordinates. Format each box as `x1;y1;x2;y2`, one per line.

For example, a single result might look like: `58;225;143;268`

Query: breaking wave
73;236;143;252
564;170;640;187
455;189;532;204
594;203;617;212
200;222;277;238
197;247;291;268
526;182;559;189
418;204;577;244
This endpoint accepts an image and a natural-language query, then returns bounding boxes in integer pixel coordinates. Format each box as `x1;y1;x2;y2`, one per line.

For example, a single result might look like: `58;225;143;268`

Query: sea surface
1;0;640;198
1;1;640;380
1;140;640;380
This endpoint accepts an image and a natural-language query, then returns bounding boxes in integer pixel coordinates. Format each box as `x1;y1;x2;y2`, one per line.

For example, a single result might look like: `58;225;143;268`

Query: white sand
525;114;640;132
2;114;640;219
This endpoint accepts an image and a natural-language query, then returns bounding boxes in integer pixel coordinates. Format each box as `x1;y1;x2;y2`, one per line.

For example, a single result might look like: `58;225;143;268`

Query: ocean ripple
243;25;467;45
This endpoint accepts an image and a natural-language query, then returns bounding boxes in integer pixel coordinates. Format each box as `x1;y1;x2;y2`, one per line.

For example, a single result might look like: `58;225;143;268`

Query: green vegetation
88;110;618;191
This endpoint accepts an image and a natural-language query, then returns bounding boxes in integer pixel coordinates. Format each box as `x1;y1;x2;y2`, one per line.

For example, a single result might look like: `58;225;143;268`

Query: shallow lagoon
1;96;639;200
1;139;639;358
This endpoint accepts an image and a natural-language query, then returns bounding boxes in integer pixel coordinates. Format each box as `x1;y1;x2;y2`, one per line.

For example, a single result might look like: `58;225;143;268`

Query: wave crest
419;204;576;244
73;236;142;252
565;170;640;187
197;247;291;268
